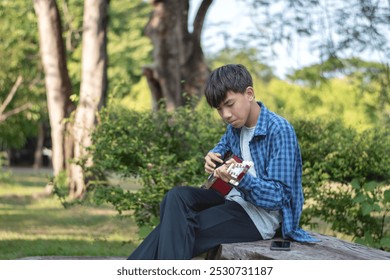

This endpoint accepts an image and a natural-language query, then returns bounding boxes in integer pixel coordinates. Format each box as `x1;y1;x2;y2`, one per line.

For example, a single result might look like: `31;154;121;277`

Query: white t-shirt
225;126;281;239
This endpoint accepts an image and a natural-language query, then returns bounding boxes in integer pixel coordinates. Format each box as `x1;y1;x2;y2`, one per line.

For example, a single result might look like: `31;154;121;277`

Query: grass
0;168;140;259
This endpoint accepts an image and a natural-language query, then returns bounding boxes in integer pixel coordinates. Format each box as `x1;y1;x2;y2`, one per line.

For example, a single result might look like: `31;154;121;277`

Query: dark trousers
127;186;262;260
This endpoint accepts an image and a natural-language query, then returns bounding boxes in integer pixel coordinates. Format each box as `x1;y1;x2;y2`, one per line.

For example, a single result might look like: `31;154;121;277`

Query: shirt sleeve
209;129;231;157
237;126;299;210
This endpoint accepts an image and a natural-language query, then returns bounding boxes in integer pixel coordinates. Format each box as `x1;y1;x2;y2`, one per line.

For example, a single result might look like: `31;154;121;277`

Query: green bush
295;119;390;185
293;118;390;250
88;105;389;250
89;104;225;228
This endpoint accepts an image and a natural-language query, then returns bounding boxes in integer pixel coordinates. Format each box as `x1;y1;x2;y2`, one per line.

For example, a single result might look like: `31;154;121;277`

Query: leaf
363;181;378;192
355;231;375;247
384;190;390;203
372;203;382;212
380;236;390;248
353;193;366;203
361;202;373;216
350;178;361;190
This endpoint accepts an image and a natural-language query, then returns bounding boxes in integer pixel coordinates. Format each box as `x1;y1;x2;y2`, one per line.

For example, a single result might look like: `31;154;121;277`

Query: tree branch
193;0;213;42
0;103;32;123
0;75;23;115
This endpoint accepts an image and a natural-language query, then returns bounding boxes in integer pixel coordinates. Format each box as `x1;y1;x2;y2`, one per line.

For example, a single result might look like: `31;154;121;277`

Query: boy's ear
245;87;255;101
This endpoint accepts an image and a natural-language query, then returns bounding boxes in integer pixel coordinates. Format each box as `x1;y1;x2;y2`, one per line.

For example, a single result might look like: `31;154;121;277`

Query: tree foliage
0;1;45;149
287;57;390;125
245;0;390;61
207;47;276;83
244;0;390;125
107;0;152;98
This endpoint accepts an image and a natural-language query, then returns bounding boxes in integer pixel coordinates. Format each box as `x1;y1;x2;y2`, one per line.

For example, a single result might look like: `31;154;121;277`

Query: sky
191;0;390;79
190;0;321;78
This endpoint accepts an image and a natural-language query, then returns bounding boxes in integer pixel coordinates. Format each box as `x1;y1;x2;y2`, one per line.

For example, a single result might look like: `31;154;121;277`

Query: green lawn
0;168;139;259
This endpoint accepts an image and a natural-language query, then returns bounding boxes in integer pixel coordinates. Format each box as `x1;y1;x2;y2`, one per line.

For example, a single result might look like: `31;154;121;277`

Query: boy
128;64;316;260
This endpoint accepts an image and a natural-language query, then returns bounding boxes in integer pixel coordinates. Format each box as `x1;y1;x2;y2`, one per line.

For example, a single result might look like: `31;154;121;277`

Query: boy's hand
213;158;238;183
204;152;223;174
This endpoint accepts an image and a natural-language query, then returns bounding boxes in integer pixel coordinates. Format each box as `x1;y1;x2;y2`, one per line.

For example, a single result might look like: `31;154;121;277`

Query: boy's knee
160;186;192;213
165;186;192;201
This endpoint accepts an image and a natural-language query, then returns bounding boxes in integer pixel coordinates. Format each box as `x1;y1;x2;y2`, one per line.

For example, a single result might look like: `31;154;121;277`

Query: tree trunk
144;0;212;111
33;0;74;179
69;0;108;198
33;122;45;169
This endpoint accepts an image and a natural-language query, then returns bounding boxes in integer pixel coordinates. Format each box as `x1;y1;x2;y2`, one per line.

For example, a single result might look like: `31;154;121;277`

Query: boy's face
216;89;254;128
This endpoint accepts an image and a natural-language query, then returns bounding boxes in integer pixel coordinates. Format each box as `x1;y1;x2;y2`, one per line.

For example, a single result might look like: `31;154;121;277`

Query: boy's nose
221;109;232;121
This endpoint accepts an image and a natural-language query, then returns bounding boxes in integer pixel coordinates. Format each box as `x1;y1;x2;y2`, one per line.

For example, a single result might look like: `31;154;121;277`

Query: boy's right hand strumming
204;152;223;175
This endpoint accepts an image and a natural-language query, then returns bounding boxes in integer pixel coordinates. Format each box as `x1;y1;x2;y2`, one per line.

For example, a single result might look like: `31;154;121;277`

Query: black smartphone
270;240;291;251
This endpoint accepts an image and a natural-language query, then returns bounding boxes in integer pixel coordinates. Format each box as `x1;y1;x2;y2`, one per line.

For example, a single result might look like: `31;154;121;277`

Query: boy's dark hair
204;64;253;108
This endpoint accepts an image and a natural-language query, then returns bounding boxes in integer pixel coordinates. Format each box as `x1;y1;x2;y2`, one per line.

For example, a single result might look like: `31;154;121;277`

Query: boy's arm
208;129;231;160
237;128;300;210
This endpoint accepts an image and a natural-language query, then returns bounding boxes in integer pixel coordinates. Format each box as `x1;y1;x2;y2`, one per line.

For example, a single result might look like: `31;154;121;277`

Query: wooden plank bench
206;231;390;260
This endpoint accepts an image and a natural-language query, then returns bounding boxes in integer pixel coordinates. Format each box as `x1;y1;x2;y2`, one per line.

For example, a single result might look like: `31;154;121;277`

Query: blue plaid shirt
211;102;317;242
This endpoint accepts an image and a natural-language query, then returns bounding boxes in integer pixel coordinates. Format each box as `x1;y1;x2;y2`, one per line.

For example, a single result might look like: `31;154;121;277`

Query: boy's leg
127;224;160;259
128;186;225;260
192;200;262;258
156;186;226;259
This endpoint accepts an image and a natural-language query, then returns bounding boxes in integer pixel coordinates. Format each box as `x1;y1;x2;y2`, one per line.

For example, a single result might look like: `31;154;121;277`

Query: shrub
293;118;390;250
89;104;225;227
89;105;390;250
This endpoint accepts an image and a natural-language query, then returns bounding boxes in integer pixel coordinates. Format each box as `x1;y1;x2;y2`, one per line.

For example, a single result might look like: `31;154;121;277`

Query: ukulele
202;151;253;196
